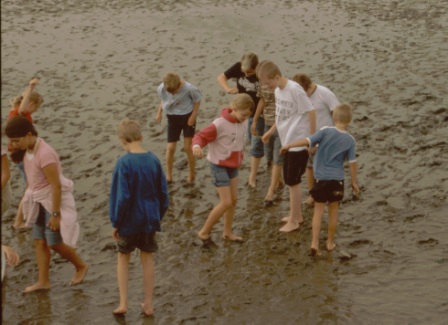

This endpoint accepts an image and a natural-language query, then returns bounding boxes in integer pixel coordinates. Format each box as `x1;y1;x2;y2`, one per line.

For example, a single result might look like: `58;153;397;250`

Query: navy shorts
32;204;63;246
117;232;158;254
283;150;308;186
249;116;265;158
210;163;238;187
310;179;345;203
167;113;195;142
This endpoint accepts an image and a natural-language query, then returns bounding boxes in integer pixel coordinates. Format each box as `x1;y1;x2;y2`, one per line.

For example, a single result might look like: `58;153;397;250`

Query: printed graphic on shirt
238;77;258;93
276;97;294;122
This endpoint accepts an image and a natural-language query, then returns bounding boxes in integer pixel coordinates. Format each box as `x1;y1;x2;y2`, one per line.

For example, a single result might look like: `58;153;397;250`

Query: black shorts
167;113;195;142
117;232;158;254
310;179;344;203
283;150;308;186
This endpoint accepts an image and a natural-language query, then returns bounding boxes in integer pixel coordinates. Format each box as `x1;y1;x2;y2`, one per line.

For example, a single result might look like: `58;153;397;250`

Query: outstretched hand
193;147;204;158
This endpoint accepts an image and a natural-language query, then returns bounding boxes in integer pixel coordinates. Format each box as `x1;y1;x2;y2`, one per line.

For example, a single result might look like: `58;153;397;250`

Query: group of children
2;52;360;317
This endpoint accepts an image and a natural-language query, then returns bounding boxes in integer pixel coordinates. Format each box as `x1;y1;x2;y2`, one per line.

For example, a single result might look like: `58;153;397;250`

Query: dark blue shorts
210;163;238;187
117;232;158;254
167;113;195;142
310;179;345;203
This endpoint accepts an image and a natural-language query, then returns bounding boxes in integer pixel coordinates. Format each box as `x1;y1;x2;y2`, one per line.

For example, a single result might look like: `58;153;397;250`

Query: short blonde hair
240;52;259;73
333;104;353;124
231;93;254;112
117;118;142;143
256;60;281;79
163;72;181;93
292;73;312;92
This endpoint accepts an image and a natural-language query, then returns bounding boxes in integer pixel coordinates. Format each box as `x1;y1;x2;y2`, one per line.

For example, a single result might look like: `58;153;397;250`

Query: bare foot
187;174;195;183
326;242;336;252
279;220;300;232
141;303;154;317
222;234;244;242
247;180;256;188
198;231;210;241
113;307;127;316
275;179;285;191
303;196;314;206
309;247;321;257
281;216;304;224
70;264;88;286
24;282;50;293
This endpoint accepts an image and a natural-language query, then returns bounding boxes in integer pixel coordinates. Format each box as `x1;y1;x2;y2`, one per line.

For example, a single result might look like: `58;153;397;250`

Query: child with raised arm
280;104;360;256
258;61;316;233
293;73;341;206
192;94;254;243
109;118;169;316
155;72;202;184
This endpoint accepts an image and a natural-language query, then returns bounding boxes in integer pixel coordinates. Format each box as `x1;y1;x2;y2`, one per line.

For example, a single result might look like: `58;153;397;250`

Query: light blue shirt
157;82;202;115
307;127;356;181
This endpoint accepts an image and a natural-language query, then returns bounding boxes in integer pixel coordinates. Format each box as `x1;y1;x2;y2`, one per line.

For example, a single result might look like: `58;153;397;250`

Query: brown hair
117;118;142;143
333;104;353;124
10;92;44;109
163;72;181;93
256;60;281;79
5;116;38;163
240;52;259;73
292;73;312;92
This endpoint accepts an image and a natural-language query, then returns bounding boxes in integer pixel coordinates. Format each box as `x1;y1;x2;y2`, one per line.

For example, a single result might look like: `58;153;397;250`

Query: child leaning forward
192;94;254;244
281;104;360;256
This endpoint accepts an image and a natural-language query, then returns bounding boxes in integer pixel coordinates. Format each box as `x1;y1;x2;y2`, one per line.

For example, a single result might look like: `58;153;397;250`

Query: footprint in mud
417;238;439;247
348;239;373;248
404;213;425;223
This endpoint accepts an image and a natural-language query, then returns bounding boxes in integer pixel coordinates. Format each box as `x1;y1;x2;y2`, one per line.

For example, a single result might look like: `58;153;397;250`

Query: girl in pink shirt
5;116;88;292
192;94;253;244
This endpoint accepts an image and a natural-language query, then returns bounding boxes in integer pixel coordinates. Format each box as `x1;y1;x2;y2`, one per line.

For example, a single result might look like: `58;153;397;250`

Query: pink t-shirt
24;138;62;191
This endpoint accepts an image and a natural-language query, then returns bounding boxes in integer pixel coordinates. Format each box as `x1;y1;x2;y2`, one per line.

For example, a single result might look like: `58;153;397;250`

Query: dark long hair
5;116;38;164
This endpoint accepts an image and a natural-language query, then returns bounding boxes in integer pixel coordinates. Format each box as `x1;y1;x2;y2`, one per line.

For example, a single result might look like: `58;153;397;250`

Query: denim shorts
117;232;158;254
263;124;283;165
283;150;308;186
310;179;344;203
167;112;195;142
248;116;265;158
210;163;238;187
32;204;63;246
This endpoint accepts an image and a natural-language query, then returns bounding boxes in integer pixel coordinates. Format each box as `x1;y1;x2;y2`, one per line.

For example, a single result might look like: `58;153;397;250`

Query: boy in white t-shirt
293;73;341;206
259;61;316;233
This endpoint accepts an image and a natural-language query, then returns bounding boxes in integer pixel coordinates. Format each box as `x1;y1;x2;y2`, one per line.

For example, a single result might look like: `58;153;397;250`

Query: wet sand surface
1;0;447;324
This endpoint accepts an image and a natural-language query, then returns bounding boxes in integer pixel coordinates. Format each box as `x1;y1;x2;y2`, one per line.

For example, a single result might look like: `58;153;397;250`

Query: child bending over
280;104;360;256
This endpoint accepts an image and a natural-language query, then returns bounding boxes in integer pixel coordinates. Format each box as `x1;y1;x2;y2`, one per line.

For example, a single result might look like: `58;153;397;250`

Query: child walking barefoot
280;104;360;256
192;94;254;243
5;117;88;292
109;119;169;316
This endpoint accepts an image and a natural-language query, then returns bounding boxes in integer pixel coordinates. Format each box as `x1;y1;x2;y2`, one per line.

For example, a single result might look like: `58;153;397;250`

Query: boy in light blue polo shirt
281;104;360;256
155;72;202;184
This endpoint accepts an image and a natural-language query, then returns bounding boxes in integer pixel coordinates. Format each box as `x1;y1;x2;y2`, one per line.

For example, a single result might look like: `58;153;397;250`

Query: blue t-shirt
307;127;356;181
109;152;169;236
157;81;202;115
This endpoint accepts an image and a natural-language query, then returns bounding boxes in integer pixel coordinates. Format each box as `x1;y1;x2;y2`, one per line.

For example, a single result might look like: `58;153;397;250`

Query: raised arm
18;78;39;114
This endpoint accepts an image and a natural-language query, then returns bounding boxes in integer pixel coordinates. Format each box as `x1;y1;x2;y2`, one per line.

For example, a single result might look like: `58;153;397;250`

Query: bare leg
304;167;315;205
265;164;282;202
165;142;177;182
326;202;339;251
198;186;233;240
24;239;51;292
222;177;242;241
310;202;325;255
50;243;88;285
140;251;155;316
279;184;303;232
248;156;261;188
113;252;130;315
183;137;195;183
